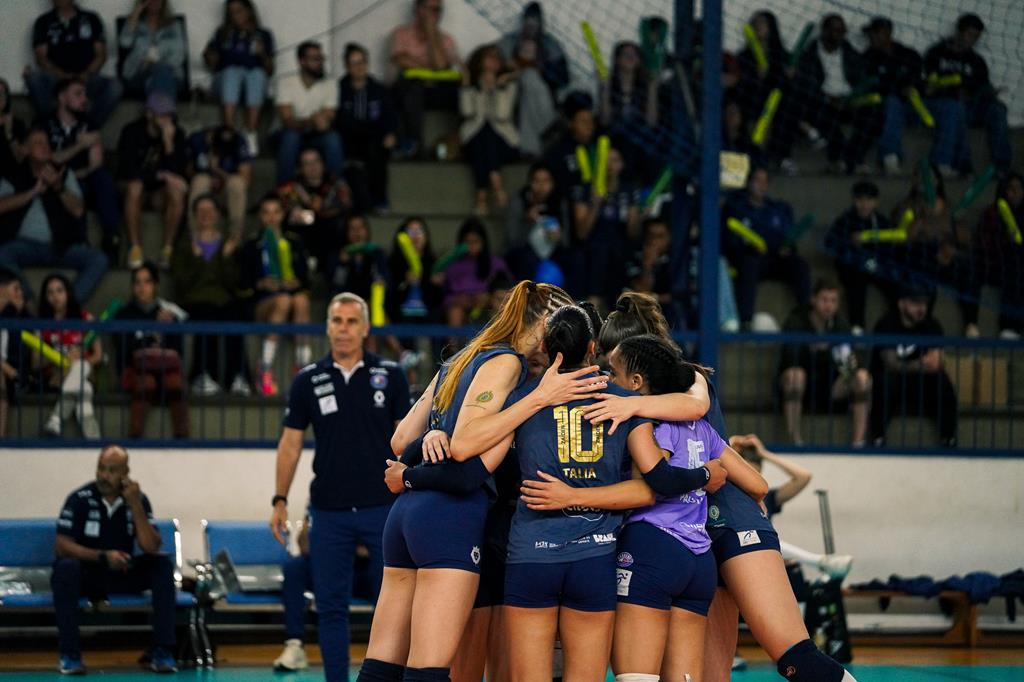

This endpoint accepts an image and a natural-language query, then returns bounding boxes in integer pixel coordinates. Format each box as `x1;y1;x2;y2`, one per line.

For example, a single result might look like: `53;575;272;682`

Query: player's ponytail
543;305;595;368
615;334;697;396
433;280;573;413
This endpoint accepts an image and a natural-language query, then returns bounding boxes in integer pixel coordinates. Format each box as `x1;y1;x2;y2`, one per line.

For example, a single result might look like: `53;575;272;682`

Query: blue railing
1;319;1019;456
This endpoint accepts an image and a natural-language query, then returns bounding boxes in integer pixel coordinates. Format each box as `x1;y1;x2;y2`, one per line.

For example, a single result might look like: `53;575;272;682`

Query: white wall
1;448;1022;583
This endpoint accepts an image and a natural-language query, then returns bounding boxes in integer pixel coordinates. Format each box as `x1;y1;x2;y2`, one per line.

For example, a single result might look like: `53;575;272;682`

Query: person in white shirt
275;41;343;182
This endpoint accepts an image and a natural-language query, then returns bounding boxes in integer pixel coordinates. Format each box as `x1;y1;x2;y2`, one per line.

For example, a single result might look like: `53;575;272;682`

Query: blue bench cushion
204;521;289;565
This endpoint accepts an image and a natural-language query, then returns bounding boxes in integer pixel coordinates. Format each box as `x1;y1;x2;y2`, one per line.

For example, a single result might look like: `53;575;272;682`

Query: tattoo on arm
463;390;494;411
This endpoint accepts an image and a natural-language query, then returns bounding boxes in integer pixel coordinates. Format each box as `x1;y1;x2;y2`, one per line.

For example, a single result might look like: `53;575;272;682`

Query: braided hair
598;292;670;355
544;305;595;368
614;334;696;395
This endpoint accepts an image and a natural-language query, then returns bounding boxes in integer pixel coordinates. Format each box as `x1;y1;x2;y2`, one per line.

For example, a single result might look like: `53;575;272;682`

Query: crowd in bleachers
0;0;1021;447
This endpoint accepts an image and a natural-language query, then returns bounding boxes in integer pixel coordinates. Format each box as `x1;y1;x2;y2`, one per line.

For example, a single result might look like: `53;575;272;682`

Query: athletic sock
402;666;450;681
615;674;661;681
356;658;404;682
295;344;312;366
776;639;848;681
261;338;278;369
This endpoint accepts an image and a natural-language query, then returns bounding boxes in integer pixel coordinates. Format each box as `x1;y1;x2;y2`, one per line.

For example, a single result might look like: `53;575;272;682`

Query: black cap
862;16;893;34
852;181;879;198
899;282;932;302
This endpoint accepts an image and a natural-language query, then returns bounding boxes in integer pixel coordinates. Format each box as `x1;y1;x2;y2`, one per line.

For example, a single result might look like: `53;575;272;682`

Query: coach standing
270;292;411;682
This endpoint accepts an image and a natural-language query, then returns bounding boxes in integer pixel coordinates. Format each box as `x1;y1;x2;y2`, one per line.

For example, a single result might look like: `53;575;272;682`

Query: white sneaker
229;374;251;397
273;639;308;671
819;554;854;580
399;349;422;370
778;158;799;176
883;153;902;175
851;325;864;336
720;318;740;333
44;414;62;437
964;323;981;338
81;415;101;440
191;373;223;397
999;328;1021;340
245;131;259;157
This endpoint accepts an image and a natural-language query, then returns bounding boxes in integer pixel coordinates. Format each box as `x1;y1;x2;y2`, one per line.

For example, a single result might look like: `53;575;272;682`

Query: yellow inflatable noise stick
21;331;70;370
396;232;423;279
402;68;462;82
370;281;386;327
998;199;1023;245
751;88;781;146
726;218;767;254
593;135;610;198
908;87;934;128
743;24;768;73
581;21;608;82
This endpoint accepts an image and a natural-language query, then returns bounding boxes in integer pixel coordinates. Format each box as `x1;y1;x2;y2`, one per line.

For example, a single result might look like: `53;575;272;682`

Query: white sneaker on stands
229;374;251;396
819;554;854;580
882;154;902;175
273;639;308;671
191;373;222;397
245;131;259;156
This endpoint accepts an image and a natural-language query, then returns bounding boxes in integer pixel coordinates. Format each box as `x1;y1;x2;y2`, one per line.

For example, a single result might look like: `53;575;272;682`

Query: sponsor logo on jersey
470;546;481;565
311;372;331;384
616;569;633;596
373;390;386;407
738;530;761;547
370;373;389;389
592;532;616;544
314;383;334;396
616;552;634;568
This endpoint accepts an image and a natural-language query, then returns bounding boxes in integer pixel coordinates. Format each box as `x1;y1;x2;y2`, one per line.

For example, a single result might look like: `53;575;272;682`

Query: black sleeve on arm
641;458;709;497
399;435;425;467
403;457;489;494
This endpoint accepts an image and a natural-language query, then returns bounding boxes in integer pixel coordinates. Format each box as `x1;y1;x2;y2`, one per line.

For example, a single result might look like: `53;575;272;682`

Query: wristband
702;465;711;484
272;494;288;507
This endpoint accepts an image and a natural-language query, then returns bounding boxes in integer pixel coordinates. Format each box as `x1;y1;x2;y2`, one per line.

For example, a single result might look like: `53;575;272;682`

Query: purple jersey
626;419;726;554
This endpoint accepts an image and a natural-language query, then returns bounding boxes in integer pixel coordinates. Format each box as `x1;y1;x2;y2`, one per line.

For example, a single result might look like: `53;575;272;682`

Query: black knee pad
776;639;845;682
402;666;450;682
357;658;404;682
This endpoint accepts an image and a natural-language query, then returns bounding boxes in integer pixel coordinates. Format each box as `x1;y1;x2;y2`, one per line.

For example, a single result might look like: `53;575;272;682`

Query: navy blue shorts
504;554;617;612
615;522;717;615
709;526;782;570
383;488;489;573
474;502;514;609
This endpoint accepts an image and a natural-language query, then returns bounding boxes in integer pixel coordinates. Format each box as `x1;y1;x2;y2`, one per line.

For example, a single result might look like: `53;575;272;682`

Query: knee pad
776;639;847;682
615;674;661;682
402;667;450;682
356;658;404;682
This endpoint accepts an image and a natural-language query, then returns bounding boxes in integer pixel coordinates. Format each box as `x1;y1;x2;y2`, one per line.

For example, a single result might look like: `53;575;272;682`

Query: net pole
697;0;722;369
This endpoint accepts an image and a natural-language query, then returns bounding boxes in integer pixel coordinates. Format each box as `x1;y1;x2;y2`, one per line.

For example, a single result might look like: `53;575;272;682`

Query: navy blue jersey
284;353;411;509
506;376;650;564
56;483;153;555
429;345;526;436
704;377;776;534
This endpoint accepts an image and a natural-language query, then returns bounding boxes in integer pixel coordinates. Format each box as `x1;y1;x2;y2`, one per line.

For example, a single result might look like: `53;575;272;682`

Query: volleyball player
357;281;588;682
574;292;861;682
500;306;673;681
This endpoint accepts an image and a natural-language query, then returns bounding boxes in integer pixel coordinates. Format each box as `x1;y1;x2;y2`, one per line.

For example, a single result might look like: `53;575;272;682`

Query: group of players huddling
355;281;858;682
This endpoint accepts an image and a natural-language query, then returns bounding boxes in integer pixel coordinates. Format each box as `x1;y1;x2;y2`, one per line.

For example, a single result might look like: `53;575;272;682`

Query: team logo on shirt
709;505;720;521
470;546;481;565
616;552;634;568
370;373;389;390
373;390;386;407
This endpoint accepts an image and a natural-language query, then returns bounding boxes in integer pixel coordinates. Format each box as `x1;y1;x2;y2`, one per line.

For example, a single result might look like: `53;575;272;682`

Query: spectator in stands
505;207;570;288
25;0;123;128
924;14;1011;176
626;217;673;308
870;286;957;447
171;194;248;397
722;166;811;329
736;11;798;173
0;78;28;173
543;93;597;200
389;0;462;158
721;95;759;161
0;127;107;304
203;0;275;154
118;92;188;270
118;0;186;99
796;14;882;174
386;217;443;327
498;2;568;157
505;161;565;251
275;41;342;183
825;181;899;334
0;268;29;439
570;147;641;308
327;214;389;304
778;279;871;447
37;273;102;439
962;172;1024;339
186;124;251;239
890;161;960;295
42;77;121;262
239;194;311;397
862;17;923;175
114;262;189;438
277;147;352;272
601;41;658;179
440;217;511;326
338;43;397;213
461;44;519;217
52;444;178;675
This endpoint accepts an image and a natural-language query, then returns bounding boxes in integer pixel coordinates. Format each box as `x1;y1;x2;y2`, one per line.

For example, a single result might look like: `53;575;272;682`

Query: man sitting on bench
52;444;177;675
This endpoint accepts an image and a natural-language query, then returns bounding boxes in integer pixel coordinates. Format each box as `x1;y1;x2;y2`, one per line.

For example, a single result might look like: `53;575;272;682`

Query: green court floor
3;665;1024;681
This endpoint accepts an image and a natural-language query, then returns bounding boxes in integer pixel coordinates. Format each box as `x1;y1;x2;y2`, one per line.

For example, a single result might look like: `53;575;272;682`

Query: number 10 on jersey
554;406;604;463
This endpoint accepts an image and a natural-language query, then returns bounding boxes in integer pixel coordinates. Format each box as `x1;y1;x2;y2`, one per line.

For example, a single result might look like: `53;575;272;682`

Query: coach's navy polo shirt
284;353;411;510
56;483;153;555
